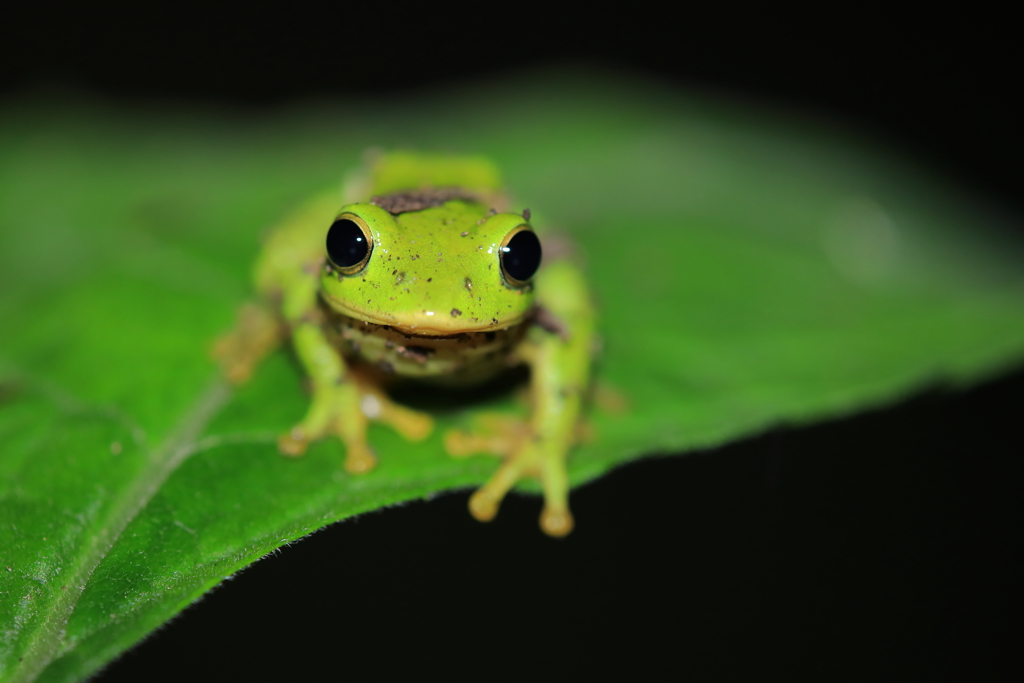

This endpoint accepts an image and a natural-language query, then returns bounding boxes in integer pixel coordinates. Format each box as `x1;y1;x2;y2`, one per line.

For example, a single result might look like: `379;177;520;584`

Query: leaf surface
1;71;1023;682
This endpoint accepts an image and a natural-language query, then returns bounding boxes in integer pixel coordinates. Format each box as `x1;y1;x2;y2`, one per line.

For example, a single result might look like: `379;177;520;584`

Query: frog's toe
403;411;434;440
211;336;255;385
278;428;310;457
468;489;500;522
538;446;572;536
343;445;377;474
540;506;574;537
467;452;531;522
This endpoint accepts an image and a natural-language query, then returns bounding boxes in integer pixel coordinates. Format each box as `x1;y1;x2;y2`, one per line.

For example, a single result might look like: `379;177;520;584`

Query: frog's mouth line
323;306;532;381
328;310;529;346
320;291;531;337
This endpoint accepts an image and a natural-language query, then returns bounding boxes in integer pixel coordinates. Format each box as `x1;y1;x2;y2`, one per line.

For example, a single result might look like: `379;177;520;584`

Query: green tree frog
214;152;594;536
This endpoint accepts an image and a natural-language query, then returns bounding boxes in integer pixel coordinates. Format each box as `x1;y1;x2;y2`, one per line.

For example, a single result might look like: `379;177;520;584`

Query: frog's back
361;151;502;197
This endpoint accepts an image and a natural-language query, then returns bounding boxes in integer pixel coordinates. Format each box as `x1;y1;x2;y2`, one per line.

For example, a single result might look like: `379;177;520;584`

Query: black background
4;5;1021;681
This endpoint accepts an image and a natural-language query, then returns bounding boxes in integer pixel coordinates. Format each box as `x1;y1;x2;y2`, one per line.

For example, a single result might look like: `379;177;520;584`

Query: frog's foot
279;375;433;474
444;414;530;458
277;379;377;473
212;303;281;384
351;370;434;443
444;415;574;537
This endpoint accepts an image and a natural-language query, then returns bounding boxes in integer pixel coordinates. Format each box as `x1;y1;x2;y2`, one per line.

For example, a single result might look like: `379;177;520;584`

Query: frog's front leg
276;321;376;471
447;262;594;537
276;271;433;473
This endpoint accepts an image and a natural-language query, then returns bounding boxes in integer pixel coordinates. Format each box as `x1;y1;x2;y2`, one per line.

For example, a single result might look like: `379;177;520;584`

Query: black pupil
326;218;369;268
502;230;542;282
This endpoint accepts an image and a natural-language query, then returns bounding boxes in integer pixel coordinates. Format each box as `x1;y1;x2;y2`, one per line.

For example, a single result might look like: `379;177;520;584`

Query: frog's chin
322;294;529;336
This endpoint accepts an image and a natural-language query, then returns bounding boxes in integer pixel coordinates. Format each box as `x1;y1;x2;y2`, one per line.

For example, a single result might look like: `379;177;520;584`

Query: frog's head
319;196;541;335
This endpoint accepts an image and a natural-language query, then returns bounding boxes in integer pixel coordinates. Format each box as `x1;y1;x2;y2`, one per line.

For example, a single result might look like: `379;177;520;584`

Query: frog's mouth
320;291;530;336
323;306;531;381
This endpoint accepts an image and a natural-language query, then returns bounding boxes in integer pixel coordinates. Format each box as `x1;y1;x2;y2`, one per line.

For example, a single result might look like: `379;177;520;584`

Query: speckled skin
214;152;594;536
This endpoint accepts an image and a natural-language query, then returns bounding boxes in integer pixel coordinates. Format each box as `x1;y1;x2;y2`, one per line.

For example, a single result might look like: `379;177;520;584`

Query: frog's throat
321;291;531;336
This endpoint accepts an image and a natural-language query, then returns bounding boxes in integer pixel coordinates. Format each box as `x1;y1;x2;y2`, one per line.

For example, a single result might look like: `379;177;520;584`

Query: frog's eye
499;225;542;286
326;213;373;274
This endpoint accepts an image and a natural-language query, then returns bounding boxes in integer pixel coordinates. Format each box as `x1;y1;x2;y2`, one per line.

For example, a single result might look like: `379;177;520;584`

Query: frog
213;151;594;536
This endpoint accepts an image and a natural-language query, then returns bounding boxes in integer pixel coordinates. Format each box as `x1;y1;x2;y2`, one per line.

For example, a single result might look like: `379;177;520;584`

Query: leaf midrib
8;378;231;683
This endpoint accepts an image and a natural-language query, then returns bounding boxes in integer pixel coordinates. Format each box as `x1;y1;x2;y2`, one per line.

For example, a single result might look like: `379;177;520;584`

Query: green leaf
2;70;1023;682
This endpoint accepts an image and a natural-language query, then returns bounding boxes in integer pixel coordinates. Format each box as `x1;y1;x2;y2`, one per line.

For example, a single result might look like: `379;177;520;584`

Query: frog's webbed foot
445;415;575;537
211;302;282;384
280;368;433;474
